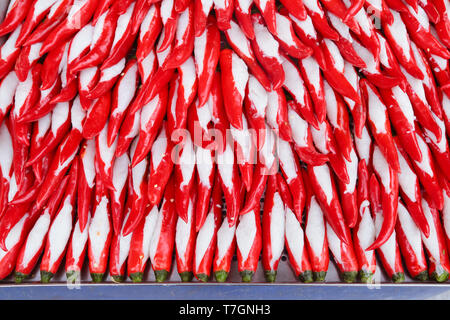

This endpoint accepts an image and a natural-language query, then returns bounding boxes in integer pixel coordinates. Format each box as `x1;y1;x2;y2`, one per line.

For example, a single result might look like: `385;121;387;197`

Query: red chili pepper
288;102;328;166
194;0;212;36
10;119;31;189
419;0;440;23
87;178;113;283
367;145;399;251
115;108;141;158
251;13;285;90
233;0;254;39
147;123;174;207
433;0;450;48
321;39;361;103
0;204;39;280
99;3;137;71
402;4;450;59
39;41;68;91
360;79;400;172
208;72;229;153
382;10;424;80
14;42;44;82
92;0;114;24
223;20;271;92
127;205;159;282
109;153;129;237
149;176;177;282
65;23;94;82
174;133;196;223
26;102;71;167
39;158;78;283
175;0;191;12
82;91;111;140
213;213;237;282
161;3;194;70
421;196;450;282
195;145;216;232
219;49;248;130
193;174;222;281
132;89;168;167
307;163;352;246
277;138;305;221
352;160;376;283
243;75;267;151
21;0;72;47
173;57;197;133
121;138;149;237
34;128;83;210
261;175;285;282
236;203;262;282
131;0;153;35
175;191;197;282
326;221;358;283
309;118;350;185
302;0;339;40
379;85;422;162
0;122;15;216
273;13;313;59
109;206;133;283
296;56;326;124
443;92;450;134
0;24;22;79
77;139;95;234
0;72;19;125
410;130;444;210
40;0;96;55
370;174;405;282
71;8;118;73
159;0;179;53
194;16;220;107
136;5;161;80
280;56;318;129
12;64;41;131
85;58;126;100
394;139;429;237
213;0;233;31
0;0;33;37
396;202;428;280
425;47;450;97
14;175;68;283
65;215;90;283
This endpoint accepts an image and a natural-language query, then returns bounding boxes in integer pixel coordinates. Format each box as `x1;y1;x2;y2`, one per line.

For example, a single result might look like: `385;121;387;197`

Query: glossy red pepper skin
240;160;268;216
369;174;405;282
71;8;118;73
224;20;271;92
10;119;31;190
21;78;61;124
175;192;197;282
219;49;248;130
82;91;111;140
34;129;82;211
367;146;399;251
92;0;114;24
21;0;72;46
147;123;174;207
253;0;276;34
127;204;158;282
233;0;254;39
421;196;450;282
40;0;97;55
379;86;422;162
87;176;113;283
109;205;133;282
433;0;450;48
213;0;233;31
281;56;318;130
277;139;305;221
287;102;328;166
273;13;313;59
262;175;286;282
115;108;141;158
321;0;360;34
15;42;44;82
193;174;222;281
307;163;352;246
40;41;68;91
0;25;22;79
77;139;95;233
194;16;220;107
136;5;161;79
39;158;78;282
321;40;361;104
275;172;293;212
109;154;130;236
14;176;69;282
401;5;450;59
161;3;194;70
360;79;400;172
213;215;237;282
236;204;262;282
352;160;377;282
426;50;450;97
395;202;428;280
132;89;168;167
297;56;326;124
395;140;429;237
251;14;285;90
158;0;179;53
149;177;177;282
0;0;33;37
